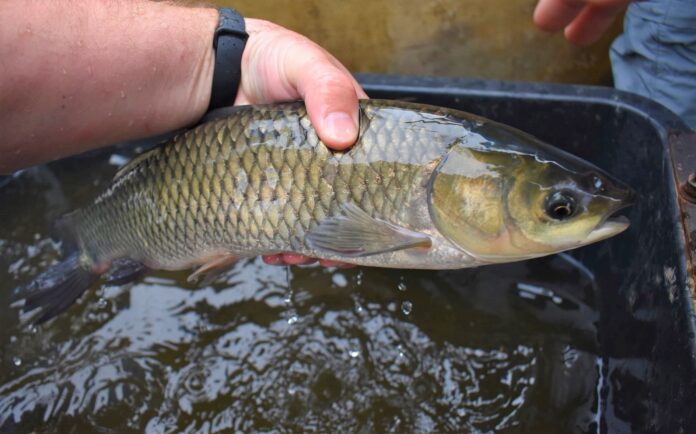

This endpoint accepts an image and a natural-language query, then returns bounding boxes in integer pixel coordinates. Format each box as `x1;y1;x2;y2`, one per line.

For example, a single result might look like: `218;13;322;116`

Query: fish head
428;126;633;263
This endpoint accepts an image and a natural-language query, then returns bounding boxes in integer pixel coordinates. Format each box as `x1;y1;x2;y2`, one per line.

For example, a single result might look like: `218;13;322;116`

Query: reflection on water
1;149;603;433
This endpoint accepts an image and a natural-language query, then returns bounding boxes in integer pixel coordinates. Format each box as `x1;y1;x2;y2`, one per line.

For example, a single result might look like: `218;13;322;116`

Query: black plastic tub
357;74;696;433
2;75;695;433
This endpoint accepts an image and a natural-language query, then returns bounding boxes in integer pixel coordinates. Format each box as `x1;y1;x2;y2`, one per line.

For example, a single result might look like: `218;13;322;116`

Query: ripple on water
1;158;602;433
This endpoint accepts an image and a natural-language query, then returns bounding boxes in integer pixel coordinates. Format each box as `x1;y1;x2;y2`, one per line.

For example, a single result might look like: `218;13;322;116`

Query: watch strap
208;8;248;111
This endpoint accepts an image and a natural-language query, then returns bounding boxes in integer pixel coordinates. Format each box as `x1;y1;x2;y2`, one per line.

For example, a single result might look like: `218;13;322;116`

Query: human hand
533;0;632;46
236;18;366;267
236;18;367;149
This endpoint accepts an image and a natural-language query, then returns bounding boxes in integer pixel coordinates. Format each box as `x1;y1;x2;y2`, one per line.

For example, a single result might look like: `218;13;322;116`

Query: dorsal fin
112;128;189;181
112;146;159;181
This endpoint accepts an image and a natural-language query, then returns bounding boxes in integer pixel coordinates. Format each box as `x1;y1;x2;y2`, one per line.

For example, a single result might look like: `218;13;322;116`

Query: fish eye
544;191;577;221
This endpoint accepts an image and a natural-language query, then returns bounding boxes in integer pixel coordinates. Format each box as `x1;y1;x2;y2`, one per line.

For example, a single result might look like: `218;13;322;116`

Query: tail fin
16;253;99;324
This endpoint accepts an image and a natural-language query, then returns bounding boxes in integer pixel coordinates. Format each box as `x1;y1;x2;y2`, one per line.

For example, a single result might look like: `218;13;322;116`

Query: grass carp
17;99;633;322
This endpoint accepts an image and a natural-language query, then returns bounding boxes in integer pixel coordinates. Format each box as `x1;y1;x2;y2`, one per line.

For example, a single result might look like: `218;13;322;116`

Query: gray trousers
611;0;696;129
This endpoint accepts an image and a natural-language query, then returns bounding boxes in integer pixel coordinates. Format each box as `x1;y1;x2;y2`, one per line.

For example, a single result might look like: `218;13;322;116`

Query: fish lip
588;183;633;242
587;215;630;243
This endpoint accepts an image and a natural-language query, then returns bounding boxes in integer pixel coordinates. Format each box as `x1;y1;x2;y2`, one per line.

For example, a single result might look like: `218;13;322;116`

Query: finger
262;254;284;265
280;253;317;265
324;53;369;99
289;57;361;151
564;3;625;46
534;0;585;32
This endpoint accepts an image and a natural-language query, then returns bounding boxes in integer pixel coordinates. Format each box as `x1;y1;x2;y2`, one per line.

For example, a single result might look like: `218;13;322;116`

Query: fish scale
53;97;632;279
71;100;458;270
20;99;634;323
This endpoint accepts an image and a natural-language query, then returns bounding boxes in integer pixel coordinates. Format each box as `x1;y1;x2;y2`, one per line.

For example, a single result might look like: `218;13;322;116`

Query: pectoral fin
188;254;239;286
305;203;431;257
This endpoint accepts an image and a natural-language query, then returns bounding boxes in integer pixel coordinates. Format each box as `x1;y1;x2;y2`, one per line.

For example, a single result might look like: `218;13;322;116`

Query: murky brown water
0;147;604;433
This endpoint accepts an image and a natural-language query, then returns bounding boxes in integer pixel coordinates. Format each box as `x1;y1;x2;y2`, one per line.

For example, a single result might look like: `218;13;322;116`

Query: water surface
1;148;604;433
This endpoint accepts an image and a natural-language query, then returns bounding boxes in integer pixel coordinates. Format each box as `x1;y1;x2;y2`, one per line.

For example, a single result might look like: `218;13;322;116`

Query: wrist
151;6;217;130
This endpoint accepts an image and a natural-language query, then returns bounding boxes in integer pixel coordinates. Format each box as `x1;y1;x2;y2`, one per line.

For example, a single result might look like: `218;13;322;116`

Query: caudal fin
16;253;99;324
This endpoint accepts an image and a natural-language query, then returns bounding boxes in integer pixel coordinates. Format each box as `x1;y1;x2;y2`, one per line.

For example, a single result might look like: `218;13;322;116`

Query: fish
16;99;633;323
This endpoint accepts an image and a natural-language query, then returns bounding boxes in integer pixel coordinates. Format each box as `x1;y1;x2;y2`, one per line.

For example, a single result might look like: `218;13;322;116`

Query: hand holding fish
534;0;633;46
0;2;361;267
5;2;634;325
0;2;365;169
234;18;367;268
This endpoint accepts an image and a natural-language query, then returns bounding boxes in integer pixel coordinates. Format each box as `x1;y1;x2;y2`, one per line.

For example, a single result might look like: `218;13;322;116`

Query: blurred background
219;0;621;84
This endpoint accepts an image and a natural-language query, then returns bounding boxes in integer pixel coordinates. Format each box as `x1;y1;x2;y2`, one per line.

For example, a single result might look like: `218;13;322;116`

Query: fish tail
16;252;100;324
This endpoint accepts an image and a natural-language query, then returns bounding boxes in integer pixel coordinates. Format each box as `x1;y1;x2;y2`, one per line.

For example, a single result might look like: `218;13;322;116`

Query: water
0;149;604;433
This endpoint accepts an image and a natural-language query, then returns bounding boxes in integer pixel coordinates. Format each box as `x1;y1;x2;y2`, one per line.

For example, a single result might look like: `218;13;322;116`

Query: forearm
0;0;218;173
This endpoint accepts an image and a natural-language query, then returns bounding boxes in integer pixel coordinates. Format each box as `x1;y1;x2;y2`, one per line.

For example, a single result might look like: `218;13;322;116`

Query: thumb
292;61;363;150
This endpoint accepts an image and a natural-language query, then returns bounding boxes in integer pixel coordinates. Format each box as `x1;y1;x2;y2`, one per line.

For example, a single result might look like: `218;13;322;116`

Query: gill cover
427;144;527;260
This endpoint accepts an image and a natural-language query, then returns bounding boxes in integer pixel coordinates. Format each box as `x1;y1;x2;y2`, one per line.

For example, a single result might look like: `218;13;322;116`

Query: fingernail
324;111;357;144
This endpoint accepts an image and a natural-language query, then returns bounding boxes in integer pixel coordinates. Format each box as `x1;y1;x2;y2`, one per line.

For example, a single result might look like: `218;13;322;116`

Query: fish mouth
586;215;630;243
586;183;633;244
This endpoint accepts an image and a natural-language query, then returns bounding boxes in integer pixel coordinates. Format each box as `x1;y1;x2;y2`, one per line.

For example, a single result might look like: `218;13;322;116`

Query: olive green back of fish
75;100;468;269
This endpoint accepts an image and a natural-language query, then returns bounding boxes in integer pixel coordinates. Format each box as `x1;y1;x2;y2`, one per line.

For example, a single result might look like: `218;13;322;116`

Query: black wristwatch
208;8;248;111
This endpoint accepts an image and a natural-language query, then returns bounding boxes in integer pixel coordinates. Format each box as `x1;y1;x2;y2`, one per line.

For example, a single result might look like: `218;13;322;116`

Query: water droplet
287;315;298;325
401;301;413;316
9;335;17;343
349;349;360;358
356;270;364;286
184;370;207;394
397;345;405;359
332;273;347;288
120;90;126;99
97;298;108;309
26;245;38;258
288;386;296;396
29;326;38;335
108;154;129;167
12;357;22;367
397;282;407;292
